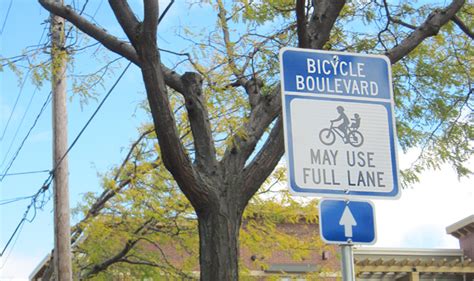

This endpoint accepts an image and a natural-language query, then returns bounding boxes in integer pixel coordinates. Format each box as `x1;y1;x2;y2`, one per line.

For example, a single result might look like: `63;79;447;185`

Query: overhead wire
0;0;85;179
53;61;132;173
0;221;24;269
0;174;53;257
50;0;176;171
92;0;104;18
0;25;49;176
0;61;132;258
0;0;13;35
0;26;47;142
0;0;97;261
0;0;176;266
0;195;35;206
0;87;42;169
0;169;50;178
0;69;32;142
0;92;52;182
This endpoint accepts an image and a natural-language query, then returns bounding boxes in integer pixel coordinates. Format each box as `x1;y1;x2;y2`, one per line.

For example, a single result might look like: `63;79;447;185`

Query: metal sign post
341;244;355;281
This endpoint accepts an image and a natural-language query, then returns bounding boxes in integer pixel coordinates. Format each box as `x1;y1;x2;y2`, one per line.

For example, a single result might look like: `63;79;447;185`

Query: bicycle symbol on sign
319;106;364;147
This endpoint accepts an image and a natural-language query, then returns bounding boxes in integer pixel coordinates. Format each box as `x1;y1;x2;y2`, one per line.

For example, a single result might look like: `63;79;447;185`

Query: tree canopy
70;128;326;279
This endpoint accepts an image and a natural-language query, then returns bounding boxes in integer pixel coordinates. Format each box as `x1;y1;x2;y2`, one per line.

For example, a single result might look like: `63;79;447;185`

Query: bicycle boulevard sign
279;48;400;199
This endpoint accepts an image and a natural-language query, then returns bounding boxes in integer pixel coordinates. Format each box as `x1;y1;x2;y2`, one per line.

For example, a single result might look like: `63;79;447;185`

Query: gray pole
341;244;355;281
51;0;72;279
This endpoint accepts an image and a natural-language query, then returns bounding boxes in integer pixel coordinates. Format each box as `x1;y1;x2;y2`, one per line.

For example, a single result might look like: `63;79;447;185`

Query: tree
36;0;472;279
68;128;326;279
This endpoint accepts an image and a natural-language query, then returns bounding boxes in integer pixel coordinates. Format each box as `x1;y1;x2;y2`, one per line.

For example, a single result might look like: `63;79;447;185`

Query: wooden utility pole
51;0;72;279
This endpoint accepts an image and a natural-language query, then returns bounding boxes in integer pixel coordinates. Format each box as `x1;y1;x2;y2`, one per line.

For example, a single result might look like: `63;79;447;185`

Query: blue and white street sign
319;199;376;245
279;48;400;199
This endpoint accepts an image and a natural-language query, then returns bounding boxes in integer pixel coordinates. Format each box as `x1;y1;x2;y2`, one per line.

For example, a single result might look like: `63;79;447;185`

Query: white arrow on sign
339;206;357;237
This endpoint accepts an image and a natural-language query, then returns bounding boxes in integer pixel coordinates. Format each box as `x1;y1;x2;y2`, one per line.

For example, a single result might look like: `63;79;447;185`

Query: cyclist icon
319;106;364;147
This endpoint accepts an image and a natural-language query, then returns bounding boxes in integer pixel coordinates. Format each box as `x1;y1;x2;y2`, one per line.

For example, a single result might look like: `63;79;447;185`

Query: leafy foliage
72;126;332;279
175;0;473;182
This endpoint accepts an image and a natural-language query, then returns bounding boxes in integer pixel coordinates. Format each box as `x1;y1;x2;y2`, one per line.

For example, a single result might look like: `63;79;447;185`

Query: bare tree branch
38;0;185;93
381;0;417;32
181;72;217;170
241;24;295;73
143;0;159;36
391;17;417;30
136;33;208;211
307;0;346;49
108;0;140;45
452;14;474;39
70;128;156;242
220;86;281;175
241;118;284;206
85;240;140;277
137;237;195;279
84;219;155;278
39;0;139;63
386;0;465;64
296;0;309;48
227;0;346;203
217;0;247;86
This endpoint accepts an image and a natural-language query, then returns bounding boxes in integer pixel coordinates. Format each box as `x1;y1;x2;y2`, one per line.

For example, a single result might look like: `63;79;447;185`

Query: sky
0;1;473;280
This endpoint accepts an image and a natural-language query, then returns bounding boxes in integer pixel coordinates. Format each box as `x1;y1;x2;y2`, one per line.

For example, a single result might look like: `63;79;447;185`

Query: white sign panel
279;47;400;199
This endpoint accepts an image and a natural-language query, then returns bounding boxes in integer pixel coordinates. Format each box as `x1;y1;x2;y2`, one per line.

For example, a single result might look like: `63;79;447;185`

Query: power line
0;220;24;270
0;25;48;143
0;169;50;178
0;174;53;257
1;0;93;175
0;92;52;182
0;87;41;168
50;0;171;175
159;0;175;23
0;61;132;259
79;0;90;15
53;61;132;173
0;70;31;142
0;1;121;259
0;0;13;35
0;0;173;267
0;195;35;206
92;0;104;18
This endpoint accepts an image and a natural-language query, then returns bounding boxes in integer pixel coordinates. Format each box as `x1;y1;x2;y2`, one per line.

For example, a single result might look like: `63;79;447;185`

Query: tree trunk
197;200;243;281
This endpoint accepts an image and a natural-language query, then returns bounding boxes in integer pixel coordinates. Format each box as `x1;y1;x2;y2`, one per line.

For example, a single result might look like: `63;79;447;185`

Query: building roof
446;215;474;238
355;247;465;257
29;253;51;280
354;247;474;280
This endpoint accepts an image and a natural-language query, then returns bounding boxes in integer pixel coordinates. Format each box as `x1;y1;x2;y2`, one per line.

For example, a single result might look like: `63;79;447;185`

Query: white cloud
277;148;473;250
28;130;52;143
0;253;41;281
372;156;473;249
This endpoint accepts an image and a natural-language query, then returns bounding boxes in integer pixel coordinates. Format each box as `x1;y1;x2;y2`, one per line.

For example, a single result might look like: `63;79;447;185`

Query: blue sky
0;1;159;278
0;1;473;280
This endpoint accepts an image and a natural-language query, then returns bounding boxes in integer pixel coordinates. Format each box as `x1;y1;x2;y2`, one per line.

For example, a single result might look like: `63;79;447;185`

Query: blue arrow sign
319;199;376;244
